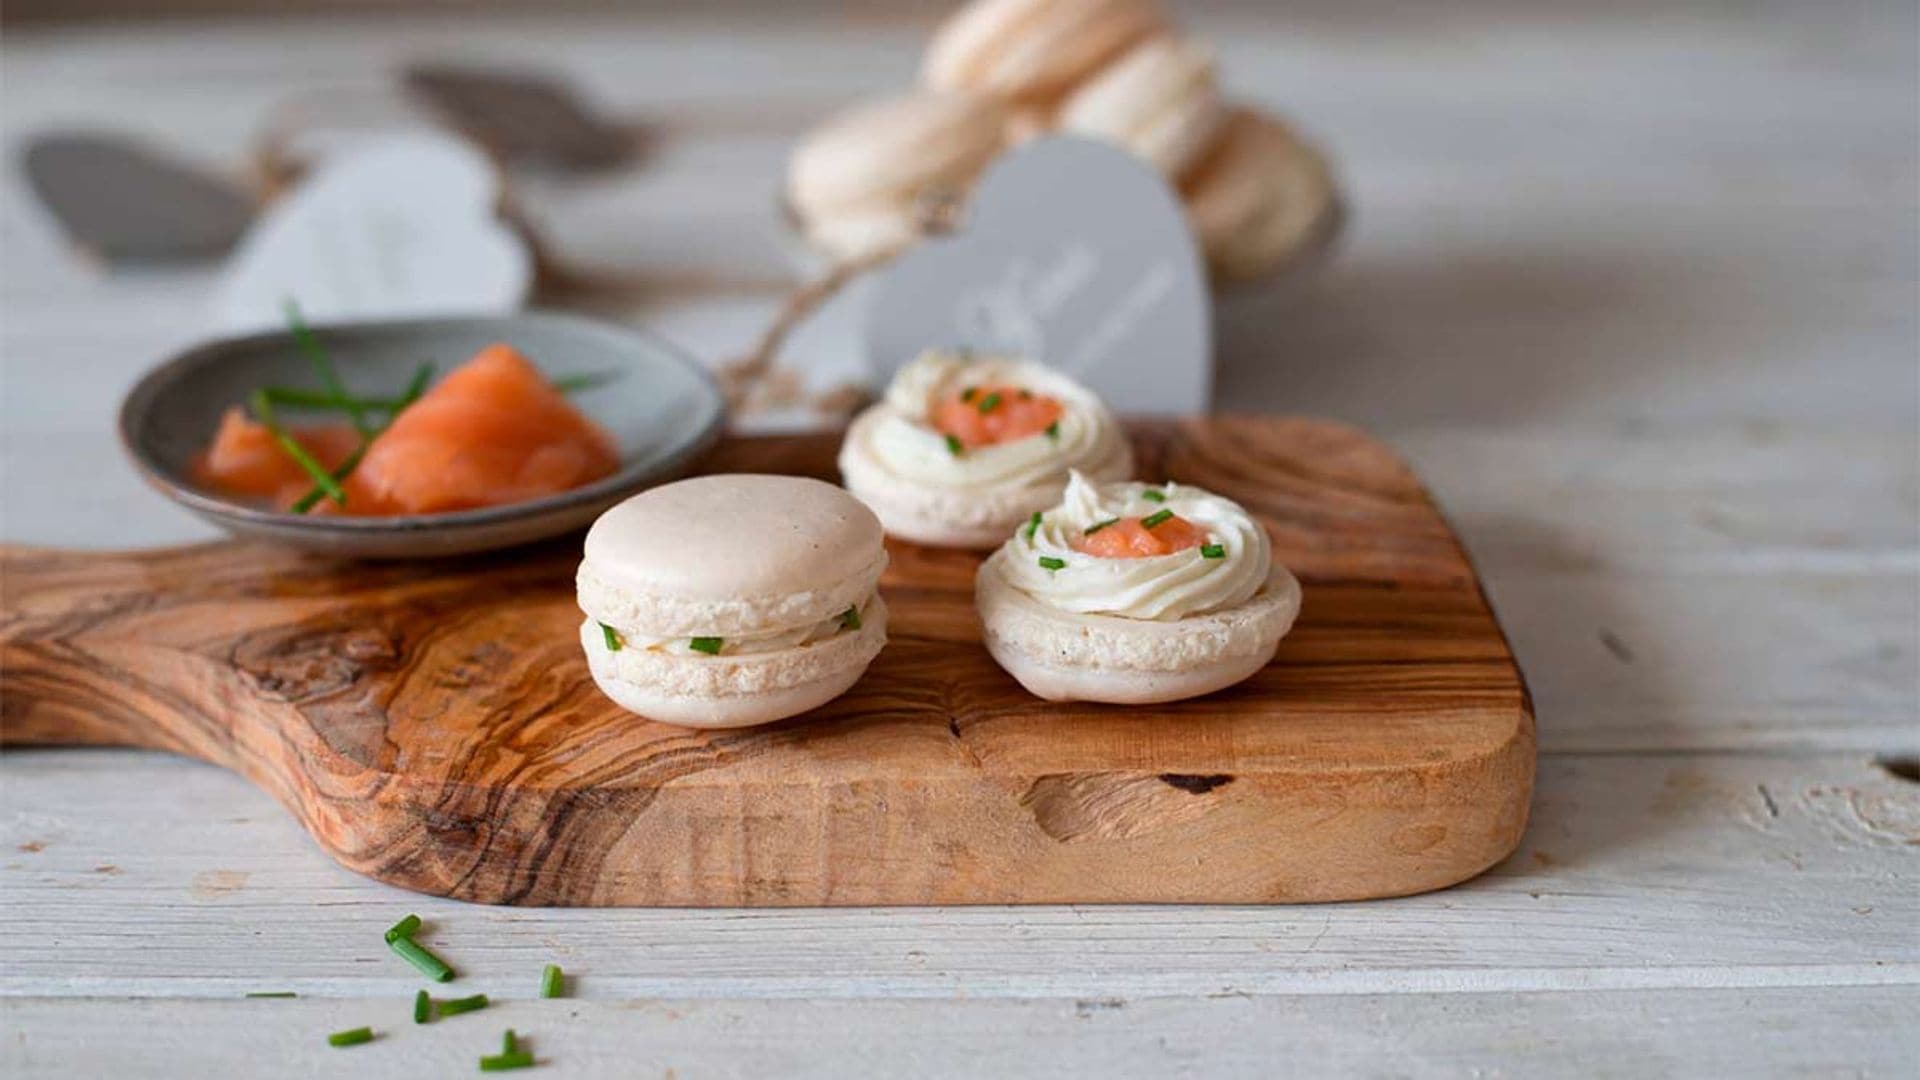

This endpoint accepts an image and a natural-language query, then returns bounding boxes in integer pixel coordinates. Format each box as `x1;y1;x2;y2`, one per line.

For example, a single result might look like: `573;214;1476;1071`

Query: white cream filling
996;471;1271;621
853;350;1128;491
598;592;879;658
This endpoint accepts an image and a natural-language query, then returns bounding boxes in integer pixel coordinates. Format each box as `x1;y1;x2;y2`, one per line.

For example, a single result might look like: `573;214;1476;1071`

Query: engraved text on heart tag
864;137;1211;414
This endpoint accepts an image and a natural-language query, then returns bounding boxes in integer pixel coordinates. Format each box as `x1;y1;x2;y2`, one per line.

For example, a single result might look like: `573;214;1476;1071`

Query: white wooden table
3;4;1916;1076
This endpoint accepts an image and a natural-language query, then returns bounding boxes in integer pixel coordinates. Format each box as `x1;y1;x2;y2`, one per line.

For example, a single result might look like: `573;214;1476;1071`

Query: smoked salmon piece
192;407;360;509
1073;513;1209;559
339;343;619;515
932;384;1063;450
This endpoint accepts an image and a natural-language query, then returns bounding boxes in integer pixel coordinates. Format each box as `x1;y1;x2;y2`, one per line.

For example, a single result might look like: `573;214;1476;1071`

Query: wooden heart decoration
23;133;254;263
865;136;1212;414
212;133;532;334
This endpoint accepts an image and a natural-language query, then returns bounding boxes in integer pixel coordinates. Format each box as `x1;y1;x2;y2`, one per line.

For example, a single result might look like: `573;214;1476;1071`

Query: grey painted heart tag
864;136;1211;414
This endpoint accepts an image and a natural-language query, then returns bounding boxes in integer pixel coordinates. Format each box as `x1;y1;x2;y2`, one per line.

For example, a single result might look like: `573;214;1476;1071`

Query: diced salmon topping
931;384;1063;450
1071;513;1210;559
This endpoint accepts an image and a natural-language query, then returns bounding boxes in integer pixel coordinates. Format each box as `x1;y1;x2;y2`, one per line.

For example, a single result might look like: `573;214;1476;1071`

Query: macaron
788;90;1008;263
923;0;1166;107
1182;106;1340;284
838;349;1133;549
1056;35;1226;180
577;474;889;729
975;471;1301;703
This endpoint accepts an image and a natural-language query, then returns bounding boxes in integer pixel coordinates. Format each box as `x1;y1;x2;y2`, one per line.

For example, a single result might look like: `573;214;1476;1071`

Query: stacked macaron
838;348;1132;548
577;475;888;729
975;470;1301;703
786;0;1338;283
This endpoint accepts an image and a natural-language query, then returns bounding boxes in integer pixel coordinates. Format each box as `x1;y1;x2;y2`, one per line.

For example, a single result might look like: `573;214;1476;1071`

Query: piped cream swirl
853;350;1129;490
997;471;1271;621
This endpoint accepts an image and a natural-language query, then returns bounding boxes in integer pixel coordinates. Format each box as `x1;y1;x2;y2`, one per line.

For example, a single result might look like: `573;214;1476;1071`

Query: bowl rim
117;309;728;535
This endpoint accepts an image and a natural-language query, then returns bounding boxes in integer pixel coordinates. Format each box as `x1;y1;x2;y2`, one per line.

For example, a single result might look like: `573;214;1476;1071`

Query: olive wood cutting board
0;418;1534;905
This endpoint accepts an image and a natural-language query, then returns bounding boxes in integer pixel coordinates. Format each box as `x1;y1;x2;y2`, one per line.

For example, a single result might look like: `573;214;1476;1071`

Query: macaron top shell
923;0;1166;104
788;91;1007;218
581;474;886;637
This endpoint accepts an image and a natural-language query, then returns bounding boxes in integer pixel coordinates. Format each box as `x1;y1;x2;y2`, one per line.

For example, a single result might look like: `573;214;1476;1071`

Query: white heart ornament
864;136;1211;414
213;133;531;334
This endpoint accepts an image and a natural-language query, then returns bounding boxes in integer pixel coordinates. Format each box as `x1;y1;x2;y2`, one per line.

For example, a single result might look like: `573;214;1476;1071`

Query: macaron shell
1184;107;1338;282
789;92;1006;217
1056;35;1225;177
837;406;1135;550
923;0;1166;104
975;551;1300;701
579;594;887;728
585;474;882;602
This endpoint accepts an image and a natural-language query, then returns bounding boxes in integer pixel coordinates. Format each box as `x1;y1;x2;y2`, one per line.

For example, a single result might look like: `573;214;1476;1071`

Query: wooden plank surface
1;0;1916;1075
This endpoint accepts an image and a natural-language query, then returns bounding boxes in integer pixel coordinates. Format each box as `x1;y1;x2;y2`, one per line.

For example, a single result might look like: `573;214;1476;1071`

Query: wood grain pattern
0;419;1534;905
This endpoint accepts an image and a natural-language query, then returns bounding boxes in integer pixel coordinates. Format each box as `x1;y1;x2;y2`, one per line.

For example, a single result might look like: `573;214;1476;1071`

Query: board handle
2;545;241;763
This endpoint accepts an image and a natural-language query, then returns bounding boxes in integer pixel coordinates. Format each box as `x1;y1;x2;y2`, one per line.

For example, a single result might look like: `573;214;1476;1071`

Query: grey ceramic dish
119;311;727;558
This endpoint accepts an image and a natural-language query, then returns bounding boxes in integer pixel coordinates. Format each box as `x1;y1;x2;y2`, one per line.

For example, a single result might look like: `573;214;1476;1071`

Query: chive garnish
503;1029;519;1054
288;361;434;514
285;299;370;436
688;637;724;655
327;1027;374;1048
540;963;564;999
385;914;422;943
1038;556;1066;571
413;989;433;1024
1045;420;1060;441
1141;489;1166;503
960;386;978;403
246;991;296;998
1200;544;1226;559
977;391;1002;414
600;622;622;652
1084;518;1119;536
388;934;454;982
249;390;346;506
1141;509;1174;529
944;433;965;457
549;370;621;394
262;386;410;412
438;993;488;1017
480;1051;536;1072
839;606;861;632
1024;512;1042;541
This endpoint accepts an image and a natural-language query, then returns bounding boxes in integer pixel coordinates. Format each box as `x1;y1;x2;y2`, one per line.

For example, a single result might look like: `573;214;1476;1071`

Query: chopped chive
388;934;454;983
839;606;861;632
480;1051;536;1072
1200;544;1226;559
1045;420;1060;441
540;963;565;998
1024;512;1042;541
385;914;422;944
261;386;409;412
250;390;346;506
288;361;433;514
1083;518;1119;536
976;391;1002;414
438;993;488;1017
549;370;620;394
1038;556;1066;571
414;988;432;1024
327;1027;374;1048
503;1029;518;1054
688;637;724;655
600;622;622;652
285;299;370;436
1141;509;1175;530
944;433;965;457
960;386;978;403
1140;488;1166;503
245;991;296;998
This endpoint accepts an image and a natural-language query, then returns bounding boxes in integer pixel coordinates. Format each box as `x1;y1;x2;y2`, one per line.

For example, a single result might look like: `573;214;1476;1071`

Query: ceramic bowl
119;311;726;558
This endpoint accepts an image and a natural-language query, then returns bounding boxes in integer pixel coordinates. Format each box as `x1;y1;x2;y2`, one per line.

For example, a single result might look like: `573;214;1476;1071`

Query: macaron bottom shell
975;552;1300;704
578;596;888;729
